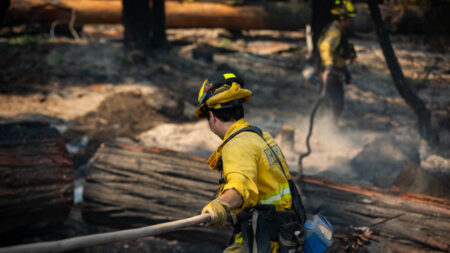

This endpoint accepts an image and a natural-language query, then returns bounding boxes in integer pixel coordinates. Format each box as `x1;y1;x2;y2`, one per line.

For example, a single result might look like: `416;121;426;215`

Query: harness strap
237;205;300;253
222;126;289;179
222;126;263;147
252;210;259;253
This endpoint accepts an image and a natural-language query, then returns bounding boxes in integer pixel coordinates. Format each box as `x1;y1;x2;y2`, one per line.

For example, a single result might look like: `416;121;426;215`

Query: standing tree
152;0;167;48
0;0;9;24
122;0;150;52
367;0;432;142
310;0;333;59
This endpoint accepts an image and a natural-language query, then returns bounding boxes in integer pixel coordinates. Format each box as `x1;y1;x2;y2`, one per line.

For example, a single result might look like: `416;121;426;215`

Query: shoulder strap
223;126;289;180
223;126;263;146
216;126;262;173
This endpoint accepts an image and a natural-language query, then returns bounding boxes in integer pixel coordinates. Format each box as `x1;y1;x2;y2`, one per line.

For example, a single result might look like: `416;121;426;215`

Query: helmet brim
194;103;207;118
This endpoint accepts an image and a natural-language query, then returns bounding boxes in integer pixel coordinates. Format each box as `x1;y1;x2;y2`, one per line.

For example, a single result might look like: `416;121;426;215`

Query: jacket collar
207;118;250;170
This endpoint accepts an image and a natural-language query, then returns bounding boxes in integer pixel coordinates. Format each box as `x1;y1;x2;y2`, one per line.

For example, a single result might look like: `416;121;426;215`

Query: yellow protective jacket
207;118;292;213
207;119;295;252
318;20;347;70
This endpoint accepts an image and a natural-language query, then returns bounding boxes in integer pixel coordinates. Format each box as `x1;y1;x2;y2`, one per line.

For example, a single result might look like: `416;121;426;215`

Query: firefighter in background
318;0;357;122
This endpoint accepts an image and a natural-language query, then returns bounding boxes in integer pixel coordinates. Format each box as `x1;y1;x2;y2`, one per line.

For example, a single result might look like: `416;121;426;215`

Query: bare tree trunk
0;0;9;23
151;0;166;48
367;0;432;142
122;0;150;52
310;0;333;60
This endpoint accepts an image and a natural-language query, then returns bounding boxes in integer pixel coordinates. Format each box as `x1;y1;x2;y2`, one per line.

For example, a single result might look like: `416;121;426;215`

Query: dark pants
322;71;344;122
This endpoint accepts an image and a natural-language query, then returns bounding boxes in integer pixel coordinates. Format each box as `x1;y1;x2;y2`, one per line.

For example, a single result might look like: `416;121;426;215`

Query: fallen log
300;177;450;252
82;140;232;247
0;121;74;245
83;140;450;251
5;1;435;33
5;0;309;30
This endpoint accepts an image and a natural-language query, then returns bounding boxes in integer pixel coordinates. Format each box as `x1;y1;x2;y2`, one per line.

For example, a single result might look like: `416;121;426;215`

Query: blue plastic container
304;215;334;253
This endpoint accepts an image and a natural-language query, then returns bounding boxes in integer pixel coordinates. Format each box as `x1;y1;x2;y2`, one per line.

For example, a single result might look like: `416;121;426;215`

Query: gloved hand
344;70;352;85
201;199;230;227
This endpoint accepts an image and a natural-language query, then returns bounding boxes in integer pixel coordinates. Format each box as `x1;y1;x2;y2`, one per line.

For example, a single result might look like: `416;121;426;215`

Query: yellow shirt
207;118;292;213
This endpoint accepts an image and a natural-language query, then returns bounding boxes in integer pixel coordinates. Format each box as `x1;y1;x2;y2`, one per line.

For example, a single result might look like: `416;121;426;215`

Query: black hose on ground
297;90;326;178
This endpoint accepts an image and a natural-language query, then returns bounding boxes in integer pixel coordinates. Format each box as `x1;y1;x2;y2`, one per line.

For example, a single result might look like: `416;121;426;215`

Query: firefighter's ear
208;111;215;121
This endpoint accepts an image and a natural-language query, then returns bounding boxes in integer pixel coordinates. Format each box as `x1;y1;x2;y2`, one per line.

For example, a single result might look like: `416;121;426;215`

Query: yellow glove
201;199;230;227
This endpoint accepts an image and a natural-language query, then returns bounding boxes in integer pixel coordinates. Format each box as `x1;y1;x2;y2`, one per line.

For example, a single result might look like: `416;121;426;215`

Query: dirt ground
1;24;449;252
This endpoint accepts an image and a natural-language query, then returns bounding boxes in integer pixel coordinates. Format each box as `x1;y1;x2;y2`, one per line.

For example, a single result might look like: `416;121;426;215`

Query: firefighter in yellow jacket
319;0;357;121
195;71;305;253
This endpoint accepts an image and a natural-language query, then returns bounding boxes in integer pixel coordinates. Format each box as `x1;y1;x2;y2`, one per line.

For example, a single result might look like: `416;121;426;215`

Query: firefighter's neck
208;111;235;140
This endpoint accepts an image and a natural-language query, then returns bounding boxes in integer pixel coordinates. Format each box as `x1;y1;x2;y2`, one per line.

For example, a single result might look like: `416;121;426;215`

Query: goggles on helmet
196;80;214;118
197;79;214;106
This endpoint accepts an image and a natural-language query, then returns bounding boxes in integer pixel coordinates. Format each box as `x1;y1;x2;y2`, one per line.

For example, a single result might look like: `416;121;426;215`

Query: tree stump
0;121;73;245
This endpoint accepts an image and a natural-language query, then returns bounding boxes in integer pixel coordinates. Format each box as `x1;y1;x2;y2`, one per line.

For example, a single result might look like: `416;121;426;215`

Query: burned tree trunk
310;0;333;56
0;0;9;23
367;0;432;142
82;140;231;247
300;177;450;252
122;0;150;51
0;121;74;245
151;0;166;48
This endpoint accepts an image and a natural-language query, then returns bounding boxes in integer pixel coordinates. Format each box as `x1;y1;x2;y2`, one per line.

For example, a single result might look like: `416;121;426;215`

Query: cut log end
0;121;74;244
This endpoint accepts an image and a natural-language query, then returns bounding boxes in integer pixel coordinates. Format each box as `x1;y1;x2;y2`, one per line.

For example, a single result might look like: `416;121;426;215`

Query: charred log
300;177;450;252
82;140;231;247
83;141;449;251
